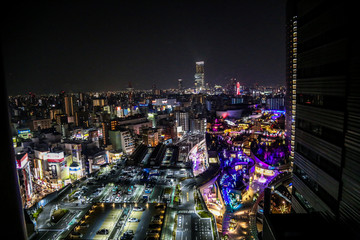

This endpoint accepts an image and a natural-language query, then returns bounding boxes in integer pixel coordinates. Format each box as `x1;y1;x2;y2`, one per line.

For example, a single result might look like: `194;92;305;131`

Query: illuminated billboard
45;152;65;163
17;128;32;139
17;129;30;135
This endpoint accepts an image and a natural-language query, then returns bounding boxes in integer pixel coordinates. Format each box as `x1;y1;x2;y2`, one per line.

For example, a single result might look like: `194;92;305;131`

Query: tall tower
194;61;205;93
178;79;183;91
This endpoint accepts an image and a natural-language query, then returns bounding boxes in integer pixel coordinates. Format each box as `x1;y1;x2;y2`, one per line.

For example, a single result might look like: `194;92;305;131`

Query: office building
30;118;52;131
93;98;105;107
120;130;135;154
110;130;135;154
175;111;189;133
267;97;285;111
142;128;159;147
64;95;75;117
194;61;205;92
109;130;122;151
49;108;62;120
190;118;207;133
287;1;360;236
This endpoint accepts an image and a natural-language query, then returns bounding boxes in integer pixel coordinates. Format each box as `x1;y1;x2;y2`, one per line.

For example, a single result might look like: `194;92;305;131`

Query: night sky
2;1;285;95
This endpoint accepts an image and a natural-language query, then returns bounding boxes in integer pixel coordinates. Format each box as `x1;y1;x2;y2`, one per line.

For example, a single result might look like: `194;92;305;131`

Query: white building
120;131;135;155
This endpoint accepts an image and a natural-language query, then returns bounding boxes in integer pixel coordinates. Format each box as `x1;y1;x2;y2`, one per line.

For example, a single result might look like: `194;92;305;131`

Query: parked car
125;230;134;235
97;229;109;235
79;222;89;228
133;207;145;211
69;231;83;239
128;218;140;222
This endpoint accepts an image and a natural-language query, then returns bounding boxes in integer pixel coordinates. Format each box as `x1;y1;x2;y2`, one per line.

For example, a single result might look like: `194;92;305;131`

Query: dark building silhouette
1;51;28;239
285;0;360;237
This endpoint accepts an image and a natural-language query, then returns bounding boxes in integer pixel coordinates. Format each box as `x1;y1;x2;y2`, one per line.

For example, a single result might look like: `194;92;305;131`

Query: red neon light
236;82;240;95
222;112;229;119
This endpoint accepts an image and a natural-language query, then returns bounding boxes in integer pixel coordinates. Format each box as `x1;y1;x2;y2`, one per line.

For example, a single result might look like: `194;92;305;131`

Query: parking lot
69;202;167;240
93;208;122;240
57;155;194;239
74;203;123;239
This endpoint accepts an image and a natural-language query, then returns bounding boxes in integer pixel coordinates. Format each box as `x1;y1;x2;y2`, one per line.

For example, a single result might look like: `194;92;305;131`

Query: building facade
285;2;297;161
175;111;189;133
120;130;135;155
194;61;205;92
288;1;360;236
30;118;52;131
64;95;75;117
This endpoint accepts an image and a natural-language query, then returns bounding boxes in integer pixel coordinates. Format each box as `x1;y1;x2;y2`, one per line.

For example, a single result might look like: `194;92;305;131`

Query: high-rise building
178;79;183;92
194;61;205;92
109;130;135;154
64;95;75;117
109;130;122;151
284;6;297;162
120;130;135;155
287;1;360;236
228;77;237;95
92;98;105;107
190;118;207;133
267;97;285;111
175;111;189;133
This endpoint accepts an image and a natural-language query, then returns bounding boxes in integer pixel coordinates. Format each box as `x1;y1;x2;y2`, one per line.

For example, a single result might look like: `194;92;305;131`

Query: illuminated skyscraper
194;61;205;92
285;4;297;162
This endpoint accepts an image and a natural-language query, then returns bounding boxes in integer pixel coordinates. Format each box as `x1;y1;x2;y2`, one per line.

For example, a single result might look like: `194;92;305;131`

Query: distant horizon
6;83;286;97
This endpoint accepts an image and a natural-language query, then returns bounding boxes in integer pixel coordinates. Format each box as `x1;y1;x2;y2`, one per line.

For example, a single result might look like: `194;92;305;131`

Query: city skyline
2;1;285;95
3;1;359;240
